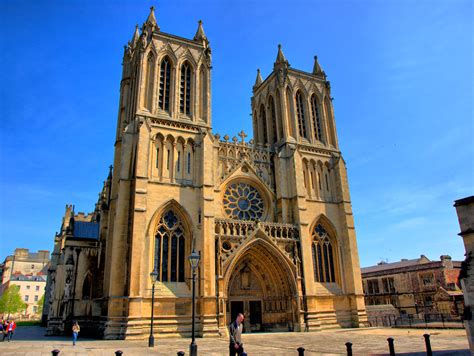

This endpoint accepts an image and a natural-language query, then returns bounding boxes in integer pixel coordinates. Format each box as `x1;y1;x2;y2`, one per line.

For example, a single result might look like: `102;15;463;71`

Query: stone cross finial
238;130;247;143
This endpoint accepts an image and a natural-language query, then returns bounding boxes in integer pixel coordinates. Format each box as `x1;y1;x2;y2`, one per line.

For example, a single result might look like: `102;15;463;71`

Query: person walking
2;319;7;341
72;321;80;346
0;319;4;342
229;313;244;356
6;319;16;342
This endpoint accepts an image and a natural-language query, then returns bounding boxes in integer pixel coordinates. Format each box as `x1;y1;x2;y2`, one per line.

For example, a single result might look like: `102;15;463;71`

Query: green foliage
0;285;28;316
36;294;45;315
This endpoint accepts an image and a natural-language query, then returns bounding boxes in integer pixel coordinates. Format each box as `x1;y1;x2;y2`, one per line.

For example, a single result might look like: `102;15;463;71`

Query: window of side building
382;277;396;293
367;279;380;294
419;272;435;287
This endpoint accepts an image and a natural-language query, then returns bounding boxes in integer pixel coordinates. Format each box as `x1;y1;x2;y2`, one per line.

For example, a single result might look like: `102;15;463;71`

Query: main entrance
225;239;299;332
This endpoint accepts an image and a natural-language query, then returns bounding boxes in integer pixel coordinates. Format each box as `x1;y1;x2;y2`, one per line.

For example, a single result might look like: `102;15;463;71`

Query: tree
36;294;45;315
0;285;27;317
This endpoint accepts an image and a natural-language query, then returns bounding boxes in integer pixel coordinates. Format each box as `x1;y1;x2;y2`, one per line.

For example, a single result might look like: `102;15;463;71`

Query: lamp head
150;269;158;283
188;250;200;270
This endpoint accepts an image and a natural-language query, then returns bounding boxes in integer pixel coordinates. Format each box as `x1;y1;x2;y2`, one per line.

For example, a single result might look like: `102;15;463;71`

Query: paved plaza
0;326;470;355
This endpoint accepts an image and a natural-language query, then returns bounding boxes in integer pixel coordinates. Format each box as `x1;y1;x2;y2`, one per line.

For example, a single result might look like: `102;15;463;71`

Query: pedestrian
0;319;4;342
72;321;80;346
6;319;16;342
2;319;7;341
229;313;244;356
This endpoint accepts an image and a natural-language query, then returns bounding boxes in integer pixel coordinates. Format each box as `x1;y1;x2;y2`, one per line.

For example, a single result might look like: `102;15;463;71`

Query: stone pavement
0;326;470;355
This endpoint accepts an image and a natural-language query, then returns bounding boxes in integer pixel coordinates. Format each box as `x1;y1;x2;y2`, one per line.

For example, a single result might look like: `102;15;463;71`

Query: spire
146;6;157;26
131;24;140;47
275;44;288;65
254;69;263;88
312;55;323;75
274;44;289;85
193;20;207;42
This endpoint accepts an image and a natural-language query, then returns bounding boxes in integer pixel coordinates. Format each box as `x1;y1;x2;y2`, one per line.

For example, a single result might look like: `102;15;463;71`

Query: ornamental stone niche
45;6;367;339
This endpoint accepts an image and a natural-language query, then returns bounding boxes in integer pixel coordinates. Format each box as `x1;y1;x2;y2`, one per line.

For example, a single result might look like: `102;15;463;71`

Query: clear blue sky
0;0;472;267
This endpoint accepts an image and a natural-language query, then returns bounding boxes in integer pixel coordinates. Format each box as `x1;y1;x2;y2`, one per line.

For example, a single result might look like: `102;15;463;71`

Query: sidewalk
0;326;470;355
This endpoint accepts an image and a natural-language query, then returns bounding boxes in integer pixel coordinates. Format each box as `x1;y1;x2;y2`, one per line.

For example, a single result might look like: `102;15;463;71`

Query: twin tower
46;7;366;339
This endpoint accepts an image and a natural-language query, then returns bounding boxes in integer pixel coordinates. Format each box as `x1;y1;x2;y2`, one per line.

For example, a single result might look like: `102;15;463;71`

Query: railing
215;218;299;240
368;313;464;329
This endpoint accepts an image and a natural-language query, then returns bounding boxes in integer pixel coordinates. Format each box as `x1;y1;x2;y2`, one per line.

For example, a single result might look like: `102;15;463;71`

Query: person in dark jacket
229;313;244;356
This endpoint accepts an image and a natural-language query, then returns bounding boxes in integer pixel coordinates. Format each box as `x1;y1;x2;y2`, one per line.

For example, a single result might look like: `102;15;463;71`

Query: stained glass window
223;182;264;220
154;210;186;282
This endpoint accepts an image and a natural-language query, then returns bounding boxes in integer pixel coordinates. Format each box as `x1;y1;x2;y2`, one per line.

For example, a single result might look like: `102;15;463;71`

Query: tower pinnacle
131;25;140;47
275;44;288;64
193;20;207;43
254;69;263;87
146;6;157;26
313;55;324;76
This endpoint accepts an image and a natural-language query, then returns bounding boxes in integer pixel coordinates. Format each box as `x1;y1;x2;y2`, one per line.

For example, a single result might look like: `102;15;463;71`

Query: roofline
362;260;462;277
152;30;206;50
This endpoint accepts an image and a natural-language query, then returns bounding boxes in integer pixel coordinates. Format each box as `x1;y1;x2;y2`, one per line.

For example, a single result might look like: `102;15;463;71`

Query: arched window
324;97;336;146
180;62;192;116
82;274;92;299
311;223;337;283
154;210;186;282
199;66;208;122
268;96;278;143
285;87;295;138
295;91;307;139
310;94;324;143
260;104;268;144
144;53;155;111
159;57;171;112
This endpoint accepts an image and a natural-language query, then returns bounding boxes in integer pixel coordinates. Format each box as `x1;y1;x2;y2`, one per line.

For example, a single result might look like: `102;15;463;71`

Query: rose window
223;182;264;220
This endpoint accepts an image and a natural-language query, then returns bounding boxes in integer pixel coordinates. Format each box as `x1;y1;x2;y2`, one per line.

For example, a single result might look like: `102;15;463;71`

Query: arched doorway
224;237;299;332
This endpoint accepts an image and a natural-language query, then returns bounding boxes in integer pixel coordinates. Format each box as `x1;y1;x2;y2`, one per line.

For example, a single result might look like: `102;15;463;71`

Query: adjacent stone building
45;7;367;339
454;195;474;350
0;248;50;319
361;255;464;319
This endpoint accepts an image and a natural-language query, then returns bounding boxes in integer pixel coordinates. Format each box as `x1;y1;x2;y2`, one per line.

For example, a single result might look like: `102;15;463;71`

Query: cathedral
44;7;367;339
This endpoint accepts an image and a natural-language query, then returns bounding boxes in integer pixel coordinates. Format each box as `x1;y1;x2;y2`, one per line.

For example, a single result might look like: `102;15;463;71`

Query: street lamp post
188;249;200;356
149;269;158;348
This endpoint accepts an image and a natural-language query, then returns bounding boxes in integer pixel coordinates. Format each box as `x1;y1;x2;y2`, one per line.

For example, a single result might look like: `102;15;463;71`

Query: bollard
297;346;305;356
115;351;123;356
387;337;395;356
51;350;60;356
423;334;432;356
345;342;353;356
177;352;185;356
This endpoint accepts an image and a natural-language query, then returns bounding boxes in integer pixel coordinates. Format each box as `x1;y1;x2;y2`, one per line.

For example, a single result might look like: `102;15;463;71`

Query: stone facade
45;7;367;339
454;195;474;351
361;255;464;320
0;248;50;319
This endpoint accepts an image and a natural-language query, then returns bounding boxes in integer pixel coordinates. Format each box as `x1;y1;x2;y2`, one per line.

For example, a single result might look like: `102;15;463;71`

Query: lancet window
311;223;337;283
144;53;155;111
260;104;268;144
310;94;324;143
324;96;336;147
154;210;186;282
180;62;192;116
269;96;278;142
159;57;171;112
295;91;307;139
